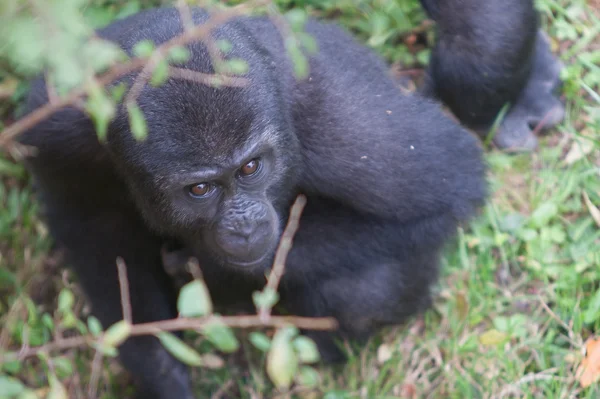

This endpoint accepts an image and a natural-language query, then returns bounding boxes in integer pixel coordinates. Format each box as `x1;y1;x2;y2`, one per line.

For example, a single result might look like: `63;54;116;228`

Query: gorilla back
20;7;486;398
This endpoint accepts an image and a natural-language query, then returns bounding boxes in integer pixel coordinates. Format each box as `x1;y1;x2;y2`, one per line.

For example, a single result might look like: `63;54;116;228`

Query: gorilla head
106;65;301;269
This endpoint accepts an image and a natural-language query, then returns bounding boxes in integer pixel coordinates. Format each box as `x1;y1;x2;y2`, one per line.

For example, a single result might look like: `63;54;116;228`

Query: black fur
19;2;561;397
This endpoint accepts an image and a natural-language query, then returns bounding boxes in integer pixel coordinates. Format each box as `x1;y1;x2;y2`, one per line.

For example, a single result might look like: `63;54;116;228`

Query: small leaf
293;336;320;364
168;46;190;64
225;58;249;75
530;202;558;228
249;331;271;352
150;60;169;87
133;39;155;58
54;356;73;378
296;366;320;387
479;329;507;346
298;32;318;54
0;375;25;396
110;82;127;103
57;289;74;313
127;102;148;141
202;320;239;353
376;343;393;365
285;39;309;80
216;40;233;53
47;375;68;399
584;287;600;324
156;332;203;366
267;328;298;390
103;320;132;348
252;288;280;312
92;342;119;357
86;84;116;141
285;9;307;31
88;316;103;337
177;280;213;317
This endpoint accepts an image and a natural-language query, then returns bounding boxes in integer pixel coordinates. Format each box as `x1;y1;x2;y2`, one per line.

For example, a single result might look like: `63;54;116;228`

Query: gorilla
19;1;563;397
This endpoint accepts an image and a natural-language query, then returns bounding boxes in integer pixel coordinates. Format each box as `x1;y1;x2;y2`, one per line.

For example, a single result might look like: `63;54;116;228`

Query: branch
1;314;337;362
116;257;132;324
265;195;307;294
0;0;271;149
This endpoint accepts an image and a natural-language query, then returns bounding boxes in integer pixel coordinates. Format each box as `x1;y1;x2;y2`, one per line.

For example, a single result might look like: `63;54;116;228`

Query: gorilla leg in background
420;0;565;151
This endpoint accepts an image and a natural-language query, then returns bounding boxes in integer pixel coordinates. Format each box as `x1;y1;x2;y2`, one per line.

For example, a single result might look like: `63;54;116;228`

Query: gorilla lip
226;253;270;269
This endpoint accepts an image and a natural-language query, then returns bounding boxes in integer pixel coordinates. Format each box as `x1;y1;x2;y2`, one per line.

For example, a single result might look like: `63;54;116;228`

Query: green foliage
156;332;205;367
177;280;213;317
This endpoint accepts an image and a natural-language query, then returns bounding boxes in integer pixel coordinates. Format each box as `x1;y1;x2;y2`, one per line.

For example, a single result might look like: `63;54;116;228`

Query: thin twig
2;313;336;362
177;0;194;32
87;349;104;399
259;194;307;320
0;0;271;149
116;257;132;324
169;66;248;87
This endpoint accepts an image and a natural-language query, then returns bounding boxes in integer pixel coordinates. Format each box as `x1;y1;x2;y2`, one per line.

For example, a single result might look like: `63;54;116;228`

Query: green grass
1;0;600;398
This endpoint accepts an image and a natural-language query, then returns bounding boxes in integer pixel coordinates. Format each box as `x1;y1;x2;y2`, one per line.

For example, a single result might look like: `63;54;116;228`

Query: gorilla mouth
226;252;271;269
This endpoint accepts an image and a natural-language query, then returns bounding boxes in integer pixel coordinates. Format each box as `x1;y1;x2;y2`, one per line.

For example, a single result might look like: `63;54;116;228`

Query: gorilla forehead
126;79;279;172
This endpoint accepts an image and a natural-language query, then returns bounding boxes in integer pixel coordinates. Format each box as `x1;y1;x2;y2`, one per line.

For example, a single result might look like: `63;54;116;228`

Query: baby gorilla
19;1;560;397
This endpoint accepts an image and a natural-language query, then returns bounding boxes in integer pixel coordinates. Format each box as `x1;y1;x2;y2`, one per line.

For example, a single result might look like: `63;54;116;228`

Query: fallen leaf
377;343;394;364
564;134;594;165
577;337;600;388
479;329;507;346
583;191;600;228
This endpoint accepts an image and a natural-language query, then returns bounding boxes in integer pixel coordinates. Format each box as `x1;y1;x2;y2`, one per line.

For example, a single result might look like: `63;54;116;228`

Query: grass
1;0;600;398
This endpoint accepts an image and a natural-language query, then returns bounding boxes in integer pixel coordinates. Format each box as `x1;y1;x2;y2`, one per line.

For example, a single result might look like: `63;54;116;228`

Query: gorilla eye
239;158;260;176
188;183;212;198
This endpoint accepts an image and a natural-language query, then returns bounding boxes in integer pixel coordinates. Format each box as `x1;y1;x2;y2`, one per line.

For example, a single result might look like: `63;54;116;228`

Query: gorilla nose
216;221;272;262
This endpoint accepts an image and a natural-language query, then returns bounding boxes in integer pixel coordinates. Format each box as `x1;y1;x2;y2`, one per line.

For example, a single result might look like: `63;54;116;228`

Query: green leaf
168;46;190;64
54;356;74;378
86;85;116;141
296;366;320;387
110;82;127;103
47;375;68;399
225;58;249;75
156;332;203;367
249;331;271;352
298;32;318;54
530;202;558;228
103;320;132;348
202;320;239;353
267;327;299;390
133;40;155;58
285;39;309;80
252;288;279;311
0;375;25;396
88;316;103;337
293;336;320;364
216;40;233;54
151;60;170;87
127;102;148;141
285;9;307;31
584;287;600;324
177;280;213;317
57;289;74;313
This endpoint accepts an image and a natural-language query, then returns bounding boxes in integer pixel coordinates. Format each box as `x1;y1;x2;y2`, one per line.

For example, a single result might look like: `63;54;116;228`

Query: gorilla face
108;80;300;270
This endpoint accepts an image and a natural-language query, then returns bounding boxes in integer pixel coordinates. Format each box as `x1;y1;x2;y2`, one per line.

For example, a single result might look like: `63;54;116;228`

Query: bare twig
0;0;271;149
115;257;132;324
176;0;194;32
168;66;248;87
87;349;104;399
1;313;336;362
259;194;307;320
